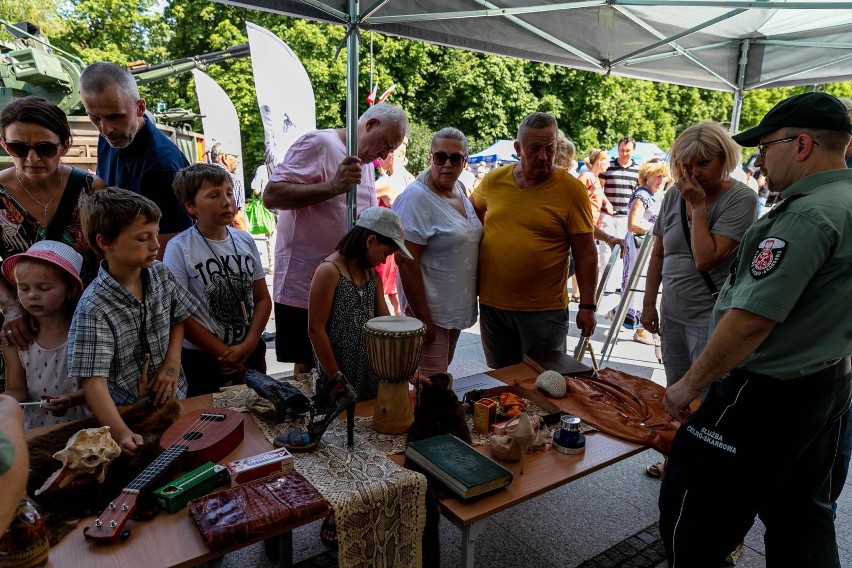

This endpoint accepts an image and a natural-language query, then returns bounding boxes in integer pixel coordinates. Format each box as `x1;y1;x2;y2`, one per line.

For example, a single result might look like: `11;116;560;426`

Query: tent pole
729;39;750;134
345;0;361;230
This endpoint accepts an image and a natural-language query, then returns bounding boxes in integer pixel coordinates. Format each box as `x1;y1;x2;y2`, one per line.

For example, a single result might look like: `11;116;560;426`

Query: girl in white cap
1;240;89;428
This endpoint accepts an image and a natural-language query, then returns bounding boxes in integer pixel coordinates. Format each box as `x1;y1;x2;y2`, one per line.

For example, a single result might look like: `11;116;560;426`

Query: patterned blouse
0;168;97;284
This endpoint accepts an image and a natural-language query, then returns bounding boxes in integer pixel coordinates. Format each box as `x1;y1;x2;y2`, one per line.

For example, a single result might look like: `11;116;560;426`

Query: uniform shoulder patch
750;237;787;278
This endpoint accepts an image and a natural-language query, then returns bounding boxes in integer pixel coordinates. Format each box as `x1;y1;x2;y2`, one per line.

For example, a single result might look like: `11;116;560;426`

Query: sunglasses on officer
3;141;63;159
431;151;467;167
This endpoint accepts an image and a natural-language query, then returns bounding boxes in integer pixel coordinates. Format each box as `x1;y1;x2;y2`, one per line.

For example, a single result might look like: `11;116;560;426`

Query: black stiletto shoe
274;372;357;452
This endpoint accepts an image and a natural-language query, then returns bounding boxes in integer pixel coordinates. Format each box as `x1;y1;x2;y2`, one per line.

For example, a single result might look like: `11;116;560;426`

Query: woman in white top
393;127;483;380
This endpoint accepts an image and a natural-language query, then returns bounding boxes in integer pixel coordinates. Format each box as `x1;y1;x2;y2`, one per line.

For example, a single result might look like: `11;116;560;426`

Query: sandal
320;512;338;549
646;461;665;479
569;295;581;303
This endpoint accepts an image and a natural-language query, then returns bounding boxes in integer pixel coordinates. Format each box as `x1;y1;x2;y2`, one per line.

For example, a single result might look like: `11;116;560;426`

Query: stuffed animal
27;401;181;545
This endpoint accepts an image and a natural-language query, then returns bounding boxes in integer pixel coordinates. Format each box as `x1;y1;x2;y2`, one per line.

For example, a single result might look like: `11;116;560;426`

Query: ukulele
83;408;244;543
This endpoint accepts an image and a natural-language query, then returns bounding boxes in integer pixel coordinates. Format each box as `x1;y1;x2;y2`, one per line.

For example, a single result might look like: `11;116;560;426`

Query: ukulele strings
103;413;224;525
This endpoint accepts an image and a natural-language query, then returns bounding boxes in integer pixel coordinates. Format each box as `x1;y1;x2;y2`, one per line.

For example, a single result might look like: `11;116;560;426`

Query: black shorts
274;302;314;365
182;337;267;398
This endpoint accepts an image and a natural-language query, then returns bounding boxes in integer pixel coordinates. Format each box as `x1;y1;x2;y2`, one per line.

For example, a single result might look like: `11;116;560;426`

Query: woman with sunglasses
0;96;105;356
393;127;483;381
640;121;757;479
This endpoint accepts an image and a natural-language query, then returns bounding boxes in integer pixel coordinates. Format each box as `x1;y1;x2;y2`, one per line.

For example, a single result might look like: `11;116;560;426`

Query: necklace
195;226;250;325
345;259;367;298
15;167;63;217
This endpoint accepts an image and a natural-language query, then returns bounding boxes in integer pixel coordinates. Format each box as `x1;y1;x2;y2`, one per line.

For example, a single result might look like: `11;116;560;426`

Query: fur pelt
405;372;471;568
26;401;182;545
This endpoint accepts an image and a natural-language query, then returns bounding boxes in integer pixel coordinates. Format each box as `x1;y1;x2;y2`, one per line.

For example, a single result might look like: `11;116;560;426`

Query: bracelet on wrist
578;303;597;312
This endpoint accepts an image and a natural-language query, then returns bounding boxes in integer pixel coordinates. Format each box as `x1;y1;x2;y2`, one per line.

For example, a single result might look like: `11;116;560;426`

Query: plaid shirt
68;261;200;405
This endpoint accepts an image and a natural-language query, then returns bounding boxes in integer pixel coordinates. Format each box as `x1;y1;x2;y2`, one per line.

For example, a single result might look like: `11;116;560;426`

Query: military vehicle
0;20;249;171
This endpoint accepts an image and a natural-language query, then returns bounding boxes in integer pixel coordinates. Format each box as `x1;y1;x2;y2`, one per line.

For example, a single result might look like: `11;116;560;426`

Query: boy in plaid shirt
69;188;199;454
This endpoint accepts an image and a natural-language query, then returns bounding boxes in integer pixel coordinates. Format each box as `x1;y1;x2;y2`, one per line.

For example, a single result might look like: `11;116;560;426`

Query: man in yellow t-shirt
471;112;597;368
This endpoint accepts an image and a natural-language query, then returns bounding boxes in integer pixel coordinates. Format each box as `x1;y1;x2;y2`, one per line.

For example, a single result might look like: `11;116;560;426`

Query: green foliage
19;0;852;171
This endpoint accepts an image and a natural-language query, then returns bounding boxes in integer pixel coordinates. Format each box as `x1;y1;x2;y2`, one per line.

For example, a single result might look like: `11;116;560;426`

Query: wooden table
391;363;647;568
27;395;329;568
32;363;646;568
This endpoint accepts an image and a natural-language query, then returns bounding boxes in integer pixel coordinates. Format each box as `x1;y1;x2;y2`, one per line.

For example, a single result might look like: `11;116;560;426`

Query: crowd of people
0;56;850;566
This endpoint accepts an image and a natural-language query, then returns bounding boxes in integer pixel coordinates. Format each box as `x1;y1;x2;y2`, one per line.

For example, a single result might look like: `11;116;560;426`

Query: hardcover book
525;352;593;376
452;372;507;401
406;434;513;500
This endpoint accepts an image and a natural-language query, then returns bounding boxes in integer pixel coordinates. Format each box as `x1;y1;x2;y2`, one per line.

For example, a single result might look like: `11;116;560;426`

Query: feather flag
192;69;244;190
247;22;316;176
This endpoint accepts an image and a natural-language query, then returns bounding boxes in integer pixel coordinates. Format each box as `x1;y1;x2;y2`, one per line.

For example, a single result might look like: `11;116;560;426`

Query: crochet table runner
212;382;426;568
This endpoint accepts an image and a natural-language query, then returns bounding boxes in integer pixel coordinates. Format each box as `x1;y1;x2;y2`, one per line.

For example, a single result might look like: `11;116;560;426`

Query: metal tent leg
600;234;656;363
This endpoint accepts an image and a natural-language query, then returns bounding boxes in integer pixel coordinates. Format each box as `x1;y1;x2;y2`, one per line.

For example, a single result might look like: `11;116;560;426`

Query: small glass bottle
0;495;49;568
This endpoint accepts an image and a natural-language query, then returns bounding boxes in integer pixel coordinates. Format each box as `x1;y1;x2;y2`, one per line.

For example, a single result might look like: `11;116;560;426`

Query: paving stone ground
576;523;666;568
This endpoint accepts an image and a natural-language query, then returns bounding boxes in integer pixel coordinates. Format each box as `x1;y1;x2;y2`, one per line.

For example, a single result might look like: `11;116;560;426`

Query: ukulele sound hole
182;431;203;441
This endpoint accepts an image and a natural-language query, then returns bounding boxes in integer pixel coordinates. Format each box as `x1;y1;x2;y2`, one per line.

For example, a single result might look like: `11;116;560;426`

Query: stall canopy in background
213;0;852;132
215;0;852;228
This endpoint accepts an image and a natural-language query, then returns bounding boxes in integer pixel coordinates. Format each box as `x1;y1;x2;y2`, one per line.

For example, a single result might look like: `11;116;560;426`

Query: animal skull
35;426;121;496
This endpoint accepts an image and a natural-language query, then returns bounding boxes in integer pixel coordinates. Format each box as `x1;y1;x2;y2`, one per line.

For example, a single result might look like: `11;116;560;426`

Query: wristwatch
578;304;597;312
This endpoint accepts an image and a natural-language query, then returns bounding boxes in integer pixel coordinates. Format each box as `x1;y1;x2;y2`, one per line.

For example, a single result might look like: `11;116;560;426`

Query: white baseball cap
355;207;414;260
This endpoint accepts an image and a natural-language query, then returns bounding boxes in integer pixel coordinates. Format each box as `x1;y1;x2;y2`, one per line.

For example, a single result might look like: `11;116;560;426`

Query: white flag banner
192;68;245;190
247;22;316;176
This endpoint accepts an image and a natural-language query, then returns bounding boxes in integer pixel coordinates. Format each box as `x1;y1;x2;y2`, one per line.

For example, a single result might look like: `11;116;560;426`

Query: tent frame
225;0;852;227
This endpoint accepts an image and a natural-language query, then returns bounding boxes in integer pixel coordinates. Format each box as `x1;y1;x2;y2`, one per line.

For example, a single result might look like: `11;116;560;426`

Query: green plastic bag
246;197;277;235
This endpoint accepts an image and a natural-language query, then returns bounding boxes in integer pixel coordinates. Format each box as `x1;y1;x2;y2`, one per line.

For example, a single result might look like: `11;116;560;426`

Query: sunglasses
431;152;467;167
3;141;62;159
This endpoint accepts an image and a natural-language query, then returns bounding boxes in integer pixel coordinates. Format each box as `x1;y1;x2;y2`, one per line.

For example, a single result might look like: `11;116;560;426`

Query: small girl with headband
1;240;90;428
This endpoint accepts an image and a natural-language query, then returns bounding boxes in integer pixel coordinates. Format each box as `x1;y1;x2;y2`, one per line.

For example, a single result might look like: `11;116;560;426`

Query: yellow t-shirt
474;164;594;311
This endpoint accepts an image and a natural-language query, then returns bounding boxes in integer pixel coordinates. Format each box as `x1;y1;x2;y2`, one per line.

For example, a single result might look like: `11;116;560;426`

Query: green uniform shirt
710;168;852;379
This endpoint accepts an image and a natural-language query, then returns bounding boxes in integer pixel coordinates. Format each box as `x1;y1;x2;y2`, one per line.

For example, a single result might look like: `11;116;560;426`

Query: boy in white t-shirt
164;164;272;396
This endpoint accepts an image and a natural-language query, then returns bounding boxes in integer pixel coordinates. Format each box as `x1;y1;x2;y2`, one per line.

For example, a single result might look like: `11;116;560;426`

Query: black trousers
183;338;267;397
659;358;852;568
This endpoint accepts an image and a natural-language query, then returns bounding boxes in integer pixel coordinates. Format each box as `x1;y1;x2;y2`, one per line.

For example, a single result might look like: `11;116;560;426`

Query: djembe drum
364;316;425;434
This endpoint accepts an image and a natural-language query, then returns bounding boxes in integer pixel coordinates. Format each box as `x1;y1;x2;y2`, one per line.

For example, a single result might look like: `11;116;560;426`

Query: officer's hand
664;378;699;423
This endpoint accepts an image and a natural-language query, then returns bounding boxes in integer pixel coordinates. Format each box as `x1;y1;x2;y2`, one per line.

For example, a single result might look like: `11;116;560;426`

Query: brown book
525;352;593;376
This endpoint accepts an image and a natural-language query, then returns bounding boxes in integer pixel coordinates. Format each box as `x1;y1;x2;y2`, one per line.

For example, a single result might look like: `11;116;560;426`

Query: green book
405;434;513;500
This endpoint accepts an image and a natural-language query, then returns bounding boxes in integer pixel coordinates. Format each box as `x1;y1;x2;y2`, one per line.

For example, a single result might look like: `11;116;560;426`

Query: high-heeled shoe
274;372;357;452
489;413;536;474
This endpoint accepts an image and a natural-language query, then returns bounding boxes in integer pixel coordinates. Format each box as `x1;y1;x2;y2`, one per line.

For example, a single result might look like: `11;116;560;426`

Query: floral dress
0;169;97;283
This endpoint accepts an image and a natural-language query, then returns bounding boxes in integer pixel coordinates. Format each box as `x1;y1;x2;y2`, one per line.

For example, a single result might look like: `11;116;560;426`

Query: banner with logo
247;22;316;177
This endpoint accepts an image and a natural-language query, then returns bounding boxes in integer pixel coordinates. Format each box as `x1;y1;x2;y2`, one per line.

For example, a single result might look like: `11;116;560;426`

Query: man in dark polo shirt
598;136;639;289
80;62;192;253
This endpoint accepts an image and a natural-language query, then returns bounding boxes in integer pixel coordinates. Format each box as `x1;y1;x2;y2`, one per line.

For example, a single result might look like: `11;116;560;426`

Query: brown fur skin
26;401;182;545
405;372;471;568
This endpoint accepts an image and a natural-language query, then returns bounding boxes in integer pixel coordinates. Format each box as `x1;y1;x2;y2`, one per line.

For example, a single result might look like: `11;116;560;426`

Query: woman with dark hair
0;96;105;360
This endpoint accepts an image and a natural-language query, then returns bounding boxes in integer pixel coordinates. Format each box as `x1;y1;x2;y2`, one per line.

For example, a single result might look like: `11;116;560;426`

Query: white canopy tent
218;0;852;223
468;139;519;163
